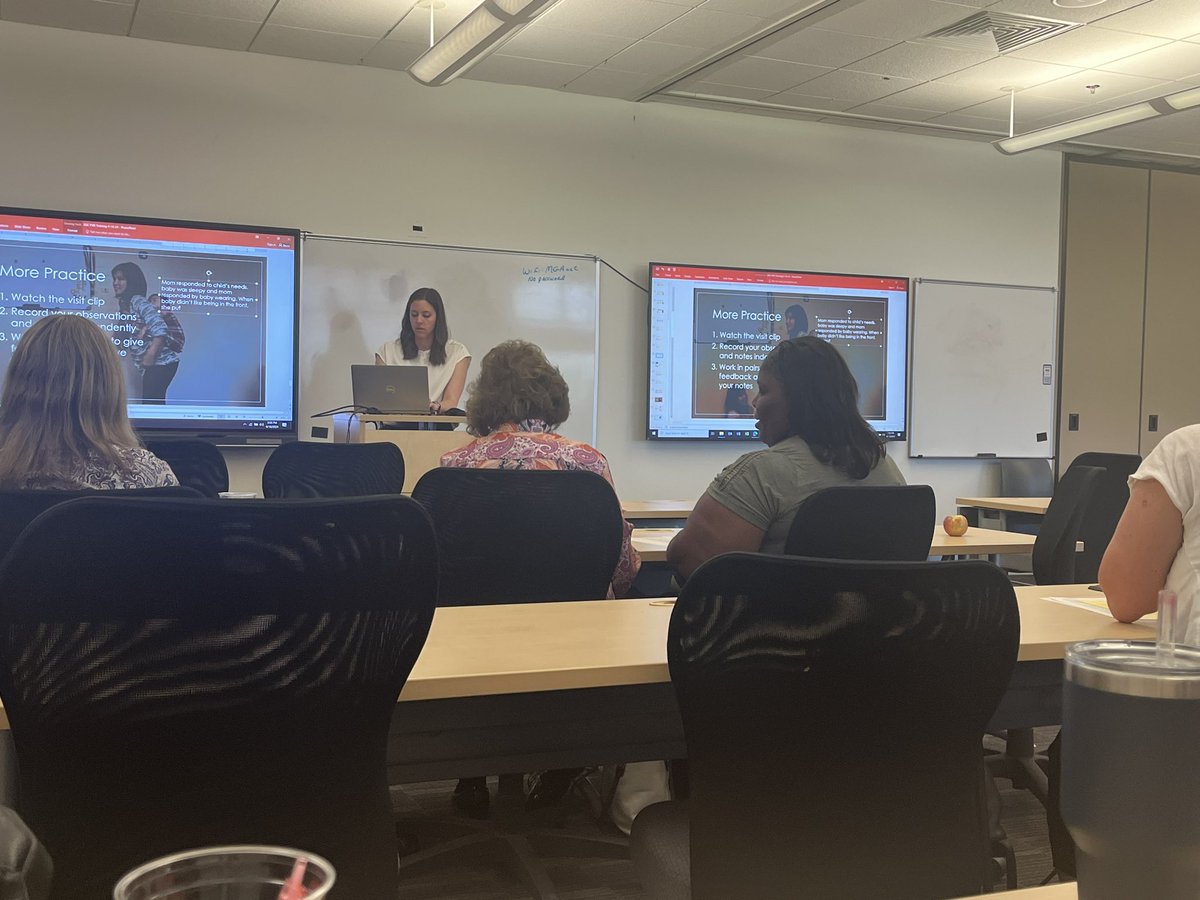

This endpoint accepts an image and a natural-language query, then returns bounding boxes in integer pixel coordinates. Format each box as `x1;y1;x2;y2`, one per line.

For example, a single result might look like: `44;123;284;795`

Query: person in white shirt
375;287;470;414
1101;424;1200;642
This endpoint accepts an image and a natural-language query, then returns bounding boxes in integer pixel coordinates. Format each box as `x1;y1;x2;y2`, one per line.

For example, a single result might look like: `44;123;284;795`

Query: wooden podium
331;413;473;492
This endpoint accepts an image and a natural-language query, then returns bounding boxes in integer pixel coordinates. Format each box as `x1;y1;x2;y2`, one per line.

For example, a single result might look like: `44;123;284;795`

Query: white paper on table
1046;595;1157;621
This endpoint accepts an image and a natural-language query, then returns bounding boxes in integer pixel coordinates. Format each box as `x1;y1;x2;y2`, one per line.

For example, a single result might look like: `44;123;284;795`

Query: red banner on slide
652;264;906;293
0;214;294;250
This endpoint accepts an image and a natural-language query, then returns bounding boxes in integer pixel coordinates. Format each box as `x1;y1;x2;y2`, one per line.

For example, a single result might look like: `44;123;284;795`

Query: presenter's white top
376;338;471;405
1131;424;1200;644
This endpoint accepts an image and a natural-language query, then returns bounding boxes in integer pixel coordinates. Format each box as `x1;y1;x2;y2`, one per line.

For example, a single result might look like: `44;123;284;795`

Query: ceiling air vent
923;11;1079;54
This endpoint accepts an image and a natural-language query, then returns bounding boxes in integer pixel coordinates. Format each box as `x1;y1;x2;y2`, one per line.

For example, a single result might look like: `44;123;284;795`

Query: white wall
0;21;1063;511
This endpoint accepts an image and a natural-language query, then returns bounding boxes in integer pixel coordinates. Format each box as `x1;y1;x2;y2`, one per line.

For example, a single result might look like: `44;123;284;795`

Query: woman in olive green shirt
668;336;904;581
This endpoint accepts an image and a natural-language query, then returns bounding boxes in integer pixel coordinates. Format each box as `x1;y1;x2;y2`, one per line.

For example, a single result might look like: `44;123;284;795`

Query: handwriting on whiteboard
523;263;580;284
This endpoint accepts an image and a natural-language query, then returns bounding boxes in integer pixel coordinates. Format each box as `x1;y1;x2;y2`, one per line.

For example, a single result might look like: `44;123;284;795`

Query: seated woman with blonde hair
0;315;178;490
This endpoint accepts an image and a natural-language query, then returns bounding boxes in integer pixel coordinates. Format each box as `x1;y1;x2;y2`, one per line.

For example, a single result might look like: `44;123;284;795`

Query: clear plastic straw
1157;589;1178;667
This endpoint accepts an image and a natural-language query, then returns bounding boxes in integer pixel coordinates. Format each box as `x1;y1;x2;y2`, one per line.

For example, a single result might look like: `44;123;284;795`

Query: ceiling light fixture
408;0;564;87
1163;85;1200;111
995;100;1159;154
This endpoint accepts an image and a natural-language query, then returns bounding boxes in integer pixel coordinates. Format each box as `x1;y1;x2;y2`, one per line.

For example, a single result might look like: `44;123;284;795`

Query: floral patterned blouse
19;447;179;491
440;419;641;597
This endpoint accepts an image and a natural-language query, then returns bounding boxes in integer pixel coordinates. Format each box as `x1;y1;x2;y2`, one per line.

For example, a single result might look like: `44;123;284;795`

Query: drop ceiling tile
927;109;1008;129
1097;40;1200;81
883;80;992;111
2;0;133;35
1023;68;1172;102
680;82;778;100
791;68;919;103
765;91;858;111
1090;0;1200;41
468;54;591;90
497;24;633;67
846;101;944;121
385;0;478;43
958;92;1092;122
267;0;413;37
816;0;982;42
702;55;830;91
848;41;994;80
362;39;426;71
538;0;688;40
648;7;766;46
984;0;1151;25
700;0;805;15
606;40;708;74
1006;25;1169;69
561;66;656;98
935;55;1080;90
251;24;378;64
131;8;259;49
136;0;275;21
753;27;894;67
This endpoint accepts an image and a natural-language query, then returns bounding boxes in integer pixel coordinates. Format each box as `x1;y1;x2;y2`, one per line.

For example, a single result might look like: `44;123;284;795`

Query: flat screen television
0;207;299;443
648;263;909;442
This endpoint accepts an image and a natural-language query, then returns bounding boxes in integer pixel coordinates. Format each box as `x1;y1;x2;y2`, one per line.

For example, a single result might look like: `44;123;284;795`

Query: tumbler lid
1065;640;1200;699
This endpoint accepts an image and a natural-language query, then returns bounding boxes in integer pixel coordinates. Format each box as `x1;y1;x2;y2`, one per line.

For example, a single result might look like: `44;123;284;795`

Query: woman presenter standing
375;288;470;414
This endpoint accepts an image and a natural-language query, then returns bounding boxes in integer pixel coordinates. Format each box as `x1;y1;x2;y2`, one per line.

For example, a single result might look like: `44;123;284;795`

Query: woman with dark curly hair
441;339;640;591
439;339;648;821
668;335;903;581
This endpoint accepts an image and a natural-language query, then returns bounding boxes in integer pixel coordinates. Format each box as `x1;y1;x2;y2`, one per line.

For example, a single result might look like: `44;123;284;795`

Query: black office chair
1068;452;1141;584
411;467;623;605
0;486;203;563
404;467;627;898
0;495;437;900
261;441;405;498
630;553;1019;900
784;484;935;560
1032;464;1104;585
143;440;230;497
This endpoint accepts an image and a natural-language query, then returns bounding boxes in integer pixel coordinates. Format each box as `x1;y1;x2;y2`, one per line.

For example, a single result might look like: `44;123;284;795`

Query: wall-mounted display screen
0;207;299;441
648;263;909;442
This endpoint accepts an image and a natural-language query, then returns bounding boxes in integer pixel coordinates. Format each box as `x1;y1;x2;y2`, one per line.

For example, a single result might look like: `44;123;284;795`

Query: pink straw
277;857;308;900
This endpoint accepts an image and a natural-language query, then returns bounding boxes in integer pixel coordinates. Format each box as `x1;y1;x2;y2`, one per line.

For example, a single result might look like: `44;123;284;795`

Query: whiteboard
300;237;599;444
909;279;1057;459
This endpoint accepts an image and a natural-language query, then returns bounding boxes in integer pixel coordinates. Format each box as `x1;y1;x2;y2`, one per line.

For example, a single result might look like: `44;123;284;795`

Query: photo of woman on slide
784;303;812;340
375;287;471;415
111;262;180;404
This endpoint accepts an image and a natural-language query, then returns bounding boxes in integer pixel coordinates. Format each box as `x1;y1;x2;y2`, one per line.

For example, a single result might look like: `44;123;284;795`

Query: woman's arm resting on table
1100;477;1183;623
436;357;471;413
666;493;764;583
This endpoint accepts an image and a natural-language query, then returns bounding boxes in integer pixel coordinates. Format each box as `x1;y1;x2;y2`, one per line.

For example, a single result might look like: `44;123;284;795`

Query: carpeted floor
393;729;1066;899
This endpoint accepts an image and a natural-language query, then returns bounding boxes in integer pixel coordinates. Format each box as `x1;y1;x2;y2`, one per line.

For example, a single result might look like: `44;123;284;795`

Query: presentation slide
0;209;298;438
649;264;909;441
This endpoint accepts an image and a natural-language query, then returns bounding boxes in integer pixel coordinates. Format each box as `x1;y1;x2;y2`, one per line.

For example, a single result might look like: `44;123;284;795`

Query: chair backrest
1033;464;1104;584
0;495;437;898
1068;452;1142;583
0;486;202;564
670;553;1019;900
784;484;935;560
143;440;230;497
999;458;1054;497
261;441;405;498
412;467;622;605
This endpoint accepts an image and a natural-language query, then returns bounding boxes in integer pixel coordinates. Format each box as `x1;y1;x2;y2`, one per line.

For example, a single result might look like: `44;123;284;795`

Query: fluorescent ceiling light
409;0;562;87
995;101;1160;154
1163;85;1200;112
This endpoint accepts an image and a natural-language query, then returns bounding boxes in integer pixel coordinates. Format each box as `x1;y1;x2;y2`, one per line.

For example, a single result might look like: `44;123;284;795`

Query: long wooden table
631;525;1059;563
384;584;1149;782
957;496;1051;515
620;499;694;520
961;884;1074;899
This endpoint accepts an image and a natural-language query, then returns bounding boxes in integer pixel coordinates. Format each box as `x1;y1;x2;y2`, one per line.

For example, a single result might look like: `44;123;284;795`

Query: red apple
943;514;969;537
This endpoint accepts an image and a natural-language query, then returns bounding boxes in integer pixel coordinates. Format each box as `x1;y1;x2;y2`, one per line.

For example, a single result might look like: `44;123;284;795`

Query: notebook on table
350;365;430;415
